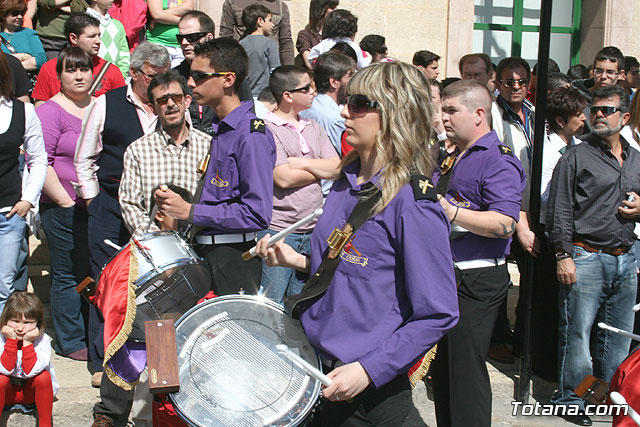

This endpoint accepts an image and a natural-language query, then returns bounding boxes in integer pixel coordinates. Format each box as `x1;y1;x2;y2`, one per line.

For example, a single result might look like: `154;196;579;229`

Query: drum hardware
242;208;323;261
327;223;353;259
104;239;122;251
131;238;160;274
75;276;96;303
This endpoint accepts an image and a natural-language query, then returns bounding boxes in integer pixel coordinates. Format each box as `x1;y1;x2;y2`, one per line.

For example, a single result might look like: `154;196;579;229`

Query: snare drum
170;295;322;427
97;231;211;340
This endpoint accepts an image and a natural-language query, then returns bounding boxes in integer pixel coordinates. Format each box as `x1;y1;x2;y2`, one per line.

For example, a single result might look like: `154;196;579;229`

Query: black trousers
432;263;509;427
311;374;412;426
88;191;133;422
196;241;262;296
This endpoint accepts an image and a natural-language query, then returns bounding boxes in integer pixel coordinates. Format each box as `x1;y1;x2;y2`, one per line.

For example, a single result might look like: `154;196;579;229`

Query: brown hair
56;46;93;77
546;87;588;133
0;0;26;22
458;53;492;75
0;292;45;331
0;52;13;98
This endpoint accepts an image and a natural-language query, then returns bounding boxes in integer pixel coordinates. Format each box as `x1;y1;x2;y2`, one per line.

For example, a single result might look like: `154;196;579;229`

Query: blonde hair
0;292;45;331
341;61;435;213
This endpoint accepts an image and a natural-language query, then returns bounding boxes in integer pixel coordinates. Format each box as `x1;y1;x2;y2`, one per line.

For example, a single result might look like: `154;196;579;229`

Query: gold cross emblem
253;119;264;130
419;179;433;194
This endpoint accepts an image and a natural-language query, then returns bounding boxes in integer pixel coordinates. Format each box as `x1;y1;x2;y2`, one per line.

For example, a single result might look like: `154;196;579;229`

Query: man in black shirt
547;84;640;426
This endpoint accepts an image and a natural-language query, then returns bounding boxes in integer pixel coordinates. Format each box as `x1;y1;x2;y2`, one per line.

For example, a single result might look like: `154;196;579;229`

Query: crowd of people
1;0;640;426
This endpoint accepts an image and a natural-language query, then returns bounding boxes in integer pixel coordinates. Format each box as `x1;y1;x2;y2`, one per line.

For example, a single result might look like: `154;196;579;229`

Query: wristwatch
555;251;571;261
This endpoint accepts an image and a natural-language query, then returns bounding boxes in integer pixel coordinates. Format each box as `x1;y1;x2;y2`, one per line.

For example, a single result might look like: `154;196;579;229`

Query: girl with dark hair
295;0;338;70
0;51;47;314
307;9;371;69
0;292;57;427
35;46;94;361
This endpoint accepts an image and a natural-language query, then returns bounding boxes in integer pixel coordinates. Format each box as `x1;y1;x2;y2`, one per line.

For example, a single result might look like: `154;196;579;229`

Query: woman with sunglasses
256;61;459;424
0;0;46;72
35;47;94;361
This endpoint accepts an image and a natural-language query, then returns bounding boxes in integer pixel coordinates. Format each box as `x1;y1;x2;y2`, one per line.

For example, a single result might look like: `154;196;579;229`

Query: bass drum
170;295;322;427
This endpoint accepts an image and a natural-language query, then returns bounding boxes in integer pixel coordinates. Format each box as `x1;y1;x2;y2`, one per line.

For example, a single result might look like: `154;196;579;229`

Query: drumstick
242;208;323;261
633;303;640;312
276;344;332;386
104;239;122;251
610;392;640;426
598;322;640;342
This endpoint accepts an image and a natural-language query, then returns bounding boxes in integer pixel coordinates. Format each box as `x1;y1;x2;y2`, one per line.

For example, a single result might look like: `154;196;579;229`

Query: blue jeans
0;214;27;312
256;229;311;305
40;204;90;355
552;245;637;408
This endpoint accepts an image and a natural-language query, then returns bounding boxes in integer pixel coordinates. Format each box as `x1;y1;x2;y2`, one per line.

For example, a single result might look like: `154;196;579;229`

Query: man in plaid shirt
119;69;210;237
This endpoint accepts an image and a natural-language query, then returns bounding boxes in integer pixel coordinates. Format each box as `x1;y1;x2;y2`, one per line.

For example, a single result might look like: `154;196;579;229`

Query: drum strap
284;183;381;319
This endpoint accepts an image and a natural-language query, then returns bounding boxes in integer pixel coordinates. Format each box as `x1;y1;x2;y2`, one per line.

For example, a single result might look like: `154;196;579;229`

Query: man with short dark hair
573;46;626;104
300;52;355;155
432;79;525;427
413;49;440;79
547;84;640;427
621;55;639;101
173;11;216;135
155;38;276;296
32;13;125;105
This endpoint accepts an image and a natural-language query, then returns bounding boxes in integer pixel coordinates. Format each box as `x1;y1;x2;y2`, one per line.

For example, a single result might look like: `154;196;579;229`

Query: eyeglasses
155;93;184;106
176;32;208;44
138;69;158;81
189;70;235;83
593;67;619;77
590;105;622;116
9;10;25;16
500;79;529;88
346;94;380;113
286;84;312;94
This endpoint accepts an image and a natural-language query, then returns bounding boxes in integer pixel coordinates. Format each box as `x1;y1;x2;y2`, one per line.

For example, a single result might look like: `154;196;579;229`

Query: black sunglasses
346;94;380;113
590;105;622;116
500;78;529;88
189;70;235;83
287;84;312;93
9;9;25;16
176;32;208;44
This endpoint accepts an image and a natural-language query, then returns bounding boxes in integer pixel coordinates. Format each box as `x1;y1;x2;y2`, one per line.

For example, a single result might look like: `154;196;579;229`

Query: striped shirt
119;125;211;237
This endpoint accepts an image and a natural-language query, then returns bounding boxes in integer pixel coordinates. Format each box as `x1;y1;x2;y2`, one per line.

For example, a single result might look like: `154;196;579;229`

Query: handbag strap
0;36;17;54
284;183;381;319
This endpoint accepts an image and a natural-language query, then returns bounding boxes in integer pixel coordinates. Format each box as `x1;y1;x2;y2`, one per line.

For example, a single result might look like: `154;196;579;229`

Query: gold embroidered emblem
449;192;471;208
419;179;433;194
150;369;158;384
340;241;368;267
253;119;264;130
211;171;229;188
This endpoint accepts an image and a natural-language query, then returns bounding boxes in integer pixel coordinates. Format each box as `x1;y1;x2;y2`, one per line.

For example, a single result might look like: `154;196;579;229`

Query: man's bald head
442;79;492;118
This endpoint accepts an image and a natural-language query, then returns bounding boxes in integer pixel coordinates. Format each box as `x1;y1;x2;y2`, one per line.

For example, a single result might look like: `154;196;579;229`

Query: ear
152;101;161;116
328;76;340;90
69;32;79;46
619;70;627;82
555;116;566;129
222;72;236;90
622;111;631;127
473;106;485;126
256;17;264;27
205;33;214;41
184;94;192;109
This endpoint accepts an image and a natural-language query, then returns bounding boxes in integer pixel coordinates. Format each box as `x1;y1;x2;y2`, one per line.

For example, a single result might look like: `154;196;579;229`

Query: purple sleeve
192;129;276;232
35;103;59;166
358;202;459;387
481;155;525;221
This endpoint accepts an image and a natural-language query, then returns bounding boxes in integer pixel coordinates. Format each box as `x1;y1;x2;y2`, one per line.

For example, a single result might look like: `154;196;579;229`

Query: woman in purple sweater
36;47;94;361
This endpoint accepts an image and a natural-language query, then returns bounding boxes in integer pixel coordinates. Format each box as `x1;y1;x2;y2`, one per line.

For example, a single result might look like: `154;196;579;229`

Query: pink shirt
265;112;337;232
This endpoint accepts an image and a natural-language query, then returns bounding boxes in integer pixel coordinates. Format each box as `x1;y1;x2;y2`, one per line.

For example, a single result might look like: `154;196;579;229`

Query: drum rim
136;259;207;286
170;294;322;427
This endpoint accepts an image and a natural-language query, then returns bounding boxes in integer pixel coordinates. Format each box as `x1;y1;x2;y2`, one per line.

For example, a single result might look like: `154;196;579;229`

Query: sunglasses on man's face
189;70;235;83
346;94;380;113
590;105;622;116
286;84;312;94
500;78;529;88
176;32;208;44
155;93;184;106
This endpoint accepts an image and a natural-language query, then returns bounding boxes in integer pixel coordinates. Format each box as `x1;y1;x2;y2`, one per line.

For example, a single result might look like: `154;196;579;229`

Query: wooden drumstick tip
241;250;254;261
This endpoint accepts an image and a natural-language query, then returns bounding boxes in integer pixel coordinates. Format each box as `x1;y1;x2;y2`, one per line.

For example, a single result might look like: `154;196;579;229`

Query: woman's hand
322;362;373;401
6;200;33;218
22;327;41;345
1;326;17;340
255;235;309;272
